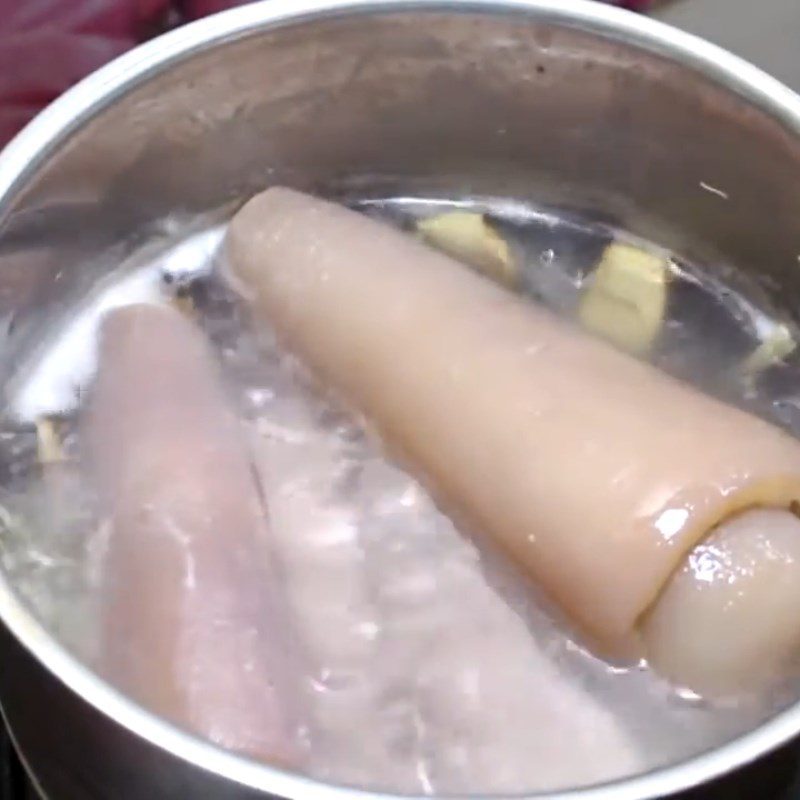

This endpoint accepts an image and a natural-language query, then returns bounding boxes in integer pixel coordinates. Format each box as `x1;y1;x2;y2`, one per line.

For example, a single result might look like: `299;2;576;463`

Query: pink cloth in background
0;0;168;144
0;0;654;148
182;0;238;16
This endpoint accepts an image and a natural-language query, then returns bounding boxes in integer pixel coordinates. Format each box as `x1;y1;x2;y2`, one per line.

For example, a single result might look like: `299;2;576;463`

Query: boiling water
0;196;798;794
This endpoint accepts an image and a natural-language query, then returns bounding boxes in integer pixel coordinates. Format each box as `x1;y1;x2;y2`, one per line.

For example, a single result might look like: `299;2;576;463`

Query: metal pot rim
2;1;800;798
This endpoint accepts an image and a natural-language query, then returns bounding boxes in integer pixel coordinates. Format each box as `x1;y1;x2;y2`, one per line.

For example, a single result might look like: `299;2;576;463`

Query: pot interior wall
1;9;800;391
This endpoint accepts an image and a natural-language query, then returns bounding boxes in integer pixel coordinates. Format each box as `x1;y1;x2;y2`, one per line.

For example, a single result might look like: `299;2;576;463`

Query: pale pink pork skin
642;508;800;697
227;187;800;697
253;409;640;792
87;303;301;764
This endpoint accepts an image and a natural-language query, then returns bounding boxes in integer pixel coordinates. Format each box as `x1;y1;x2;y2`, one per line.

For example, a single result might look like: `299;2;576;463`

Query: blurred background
653;0;800;93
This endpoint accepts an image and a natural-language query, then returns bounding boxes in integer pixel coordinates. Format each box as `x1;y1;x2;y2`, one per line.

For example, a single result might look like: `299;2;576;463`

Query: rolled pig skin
87;303;299;764
642;509;800;696
227;187;800;655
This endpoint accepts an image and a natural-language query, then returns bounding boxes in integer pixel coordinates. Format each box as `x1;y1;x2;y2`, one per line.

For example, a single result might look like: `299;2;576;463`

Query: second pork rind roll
87;303;301;764
227;188;800;649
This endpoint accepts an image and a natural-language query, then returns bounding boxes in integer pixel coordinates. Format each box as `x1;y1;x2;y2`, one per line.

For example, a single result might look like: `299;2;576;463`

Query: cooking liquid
0;195;798;794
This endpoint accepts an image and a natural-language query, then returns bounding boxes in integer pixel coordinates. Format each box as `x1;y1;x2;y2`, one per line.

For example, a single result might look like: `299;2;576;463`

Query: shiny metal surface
655;0;800;93
1;1;800;798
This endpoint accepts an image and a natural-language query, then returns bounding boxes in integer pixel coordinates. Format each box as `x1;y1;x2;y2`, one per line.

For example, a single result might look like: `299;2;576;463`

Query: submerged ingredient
88;302;301;763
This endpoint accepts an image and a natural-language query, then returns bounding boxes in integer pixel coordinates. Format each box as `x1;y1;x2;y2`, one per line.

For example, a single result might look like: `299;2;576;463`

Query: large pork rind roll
227;187;800;691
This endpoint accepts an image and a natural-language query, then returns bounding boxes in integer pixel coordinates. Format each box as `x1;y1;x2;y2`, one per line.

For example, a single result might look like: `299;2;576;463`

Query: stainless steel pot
1;1;800;798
